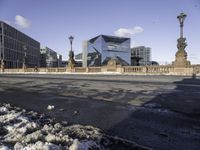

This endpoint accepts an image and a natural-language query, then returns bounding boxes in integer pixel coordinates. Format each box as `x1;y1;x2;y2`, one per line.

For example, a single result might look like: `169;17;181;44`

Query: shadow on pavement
106;76;200;150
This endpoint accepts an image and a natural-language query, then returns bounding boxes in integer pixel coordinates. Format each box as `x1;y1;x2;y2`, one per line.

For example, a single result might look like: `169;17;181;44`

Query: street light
173;12;190;68
69;36;74;51
68;36;74;61
177;13;187;38
67;36;75;69
23;45;27;69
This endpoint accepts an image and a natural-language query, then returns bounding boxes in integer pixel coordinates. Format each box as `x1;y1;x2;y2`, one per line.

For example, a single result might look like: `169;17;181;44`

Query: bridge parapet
0;65;199;76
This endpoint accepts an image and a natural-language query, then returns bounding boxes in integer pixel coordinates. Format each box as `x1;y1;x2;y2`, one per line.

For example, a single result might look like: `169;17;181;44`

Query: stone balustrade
74;67;87;73
0;65;200;76
123;66;144;73
87;67;101;72
123;65;173;74
146;65;173;73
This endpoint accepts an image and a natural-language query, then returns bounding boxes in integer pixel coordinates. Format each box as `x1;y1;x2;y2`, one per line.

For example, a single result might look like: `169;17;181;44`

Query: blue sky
0;0;200;64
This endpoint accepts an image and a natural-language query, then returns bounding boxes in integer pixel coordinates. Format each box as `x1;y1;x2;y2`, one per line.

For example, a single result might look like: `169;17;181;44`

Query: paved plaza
0;74;200;150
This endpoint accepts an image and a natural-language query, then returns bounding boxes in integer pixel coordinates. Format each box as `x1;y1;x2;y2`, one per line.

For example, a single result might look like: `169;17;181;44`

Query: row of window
3;60;39;68
3;61;23;68
3;23;40;48
4;36;40;56
3;48;39;64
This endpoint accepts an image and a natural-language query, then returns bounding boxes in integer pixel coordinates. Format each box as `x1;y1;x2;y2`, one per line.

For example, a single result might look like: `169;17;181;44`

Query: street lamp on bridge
172;12;190;68
67;36;76;70
177;13;187;38
22;45;27;70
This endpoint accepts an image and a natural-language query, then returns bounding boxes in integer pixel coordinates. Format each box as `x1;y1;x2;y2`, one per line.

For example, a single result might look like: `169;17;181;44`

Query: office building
40;47;58;67
57;54;62;67
131;46;151;66
0;21;40;68
83;35;131;67
75;53;82;67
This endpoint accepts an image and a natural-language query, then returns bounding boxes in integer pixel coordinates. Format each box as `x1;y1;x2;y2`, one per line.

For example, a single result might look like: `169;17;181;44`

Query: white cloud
114;26;144;37
15;15;31;28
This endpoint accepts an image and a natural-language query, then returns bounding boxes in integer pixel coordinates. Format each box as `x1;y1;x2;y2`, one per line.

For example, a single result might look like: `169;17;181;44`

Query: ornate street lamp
173;13;190;67
67;36;76;70
177;13;187;38
68;36;74;60
22;45;27;69
69;36;74;51
176;13;187;52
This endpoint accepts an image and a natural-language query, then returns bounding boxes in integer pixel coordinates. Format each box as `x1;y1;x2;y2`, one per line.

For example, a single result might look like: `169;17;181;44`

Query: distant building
75;53;82;67
0;21;40;68
75;53;82;61
83;35;131;67
40;47;58;67
57;54;62;67
131;46;151;66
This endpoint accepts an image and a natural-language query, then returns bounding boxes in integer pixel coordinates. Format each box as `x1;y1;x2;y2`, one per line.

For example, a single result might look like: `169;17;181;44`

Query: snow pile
47;105;55;111
0;103;148;150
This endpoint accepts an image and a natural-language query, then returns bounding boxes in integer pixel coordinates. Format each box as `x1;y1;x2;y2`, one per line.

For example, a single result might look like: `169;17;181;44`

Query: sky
0;0;200;64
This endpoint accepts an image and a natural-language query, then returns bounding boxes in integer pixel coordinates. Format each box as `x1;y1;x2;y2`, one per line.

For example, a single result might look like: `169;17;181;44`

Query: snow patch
47;105;55;110
0;103;146;149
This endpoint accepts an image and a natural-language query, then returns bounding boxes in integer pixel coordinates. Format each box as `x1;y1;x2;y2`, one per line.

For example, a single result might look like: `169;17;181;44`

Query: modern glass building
0;21;40;68
131;46;151;66
40;47;58;67
83;35;131;67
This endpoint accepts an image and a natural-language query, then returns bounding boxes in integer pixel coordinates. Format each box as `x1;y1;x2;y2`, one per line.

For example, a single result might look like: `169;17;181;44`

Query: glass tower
83;35;131;67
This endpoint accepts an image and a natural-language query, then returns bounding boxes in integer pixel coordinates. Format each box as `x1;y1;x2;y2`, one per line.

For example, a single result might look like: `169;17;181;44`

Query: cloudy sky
0;0;200;64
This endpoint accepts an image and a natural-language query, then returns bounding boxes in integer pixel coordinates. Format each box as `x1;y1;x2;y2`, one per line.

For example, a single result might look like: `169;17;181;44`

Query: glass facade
0;21;40;68
40;47;58;67
131;46;151;66
84;35;131;66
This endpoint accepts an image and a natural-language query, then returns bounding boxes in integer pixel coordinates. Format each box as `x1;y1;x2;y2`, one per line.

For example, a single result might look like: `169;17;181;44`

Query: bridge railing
3;68;24;72
1;65;199;75
74;67;87;72
123;65;173;74
123;66;144;73
146;65;172;73
88;67;101;72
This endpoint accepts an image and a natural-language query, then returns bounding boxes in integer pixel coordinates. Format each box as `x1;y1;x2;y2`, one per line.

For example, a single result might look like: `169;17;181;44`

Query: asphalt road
0;74;200;150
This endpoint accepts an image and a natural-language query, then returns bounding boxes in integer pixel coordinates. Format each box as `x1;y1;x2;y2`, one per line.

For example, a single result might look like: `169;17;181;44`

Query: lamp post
176;13;187;52
69;36;74;52
177;13;187;38
173;13;190;67
68;36;74;61
67;36;75;70
22;45;27;70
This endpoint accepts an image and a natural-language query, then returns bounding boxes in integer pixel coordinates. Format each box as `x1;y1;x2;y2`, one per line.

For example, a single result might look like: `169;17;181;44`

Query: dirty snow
0;103;147;150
